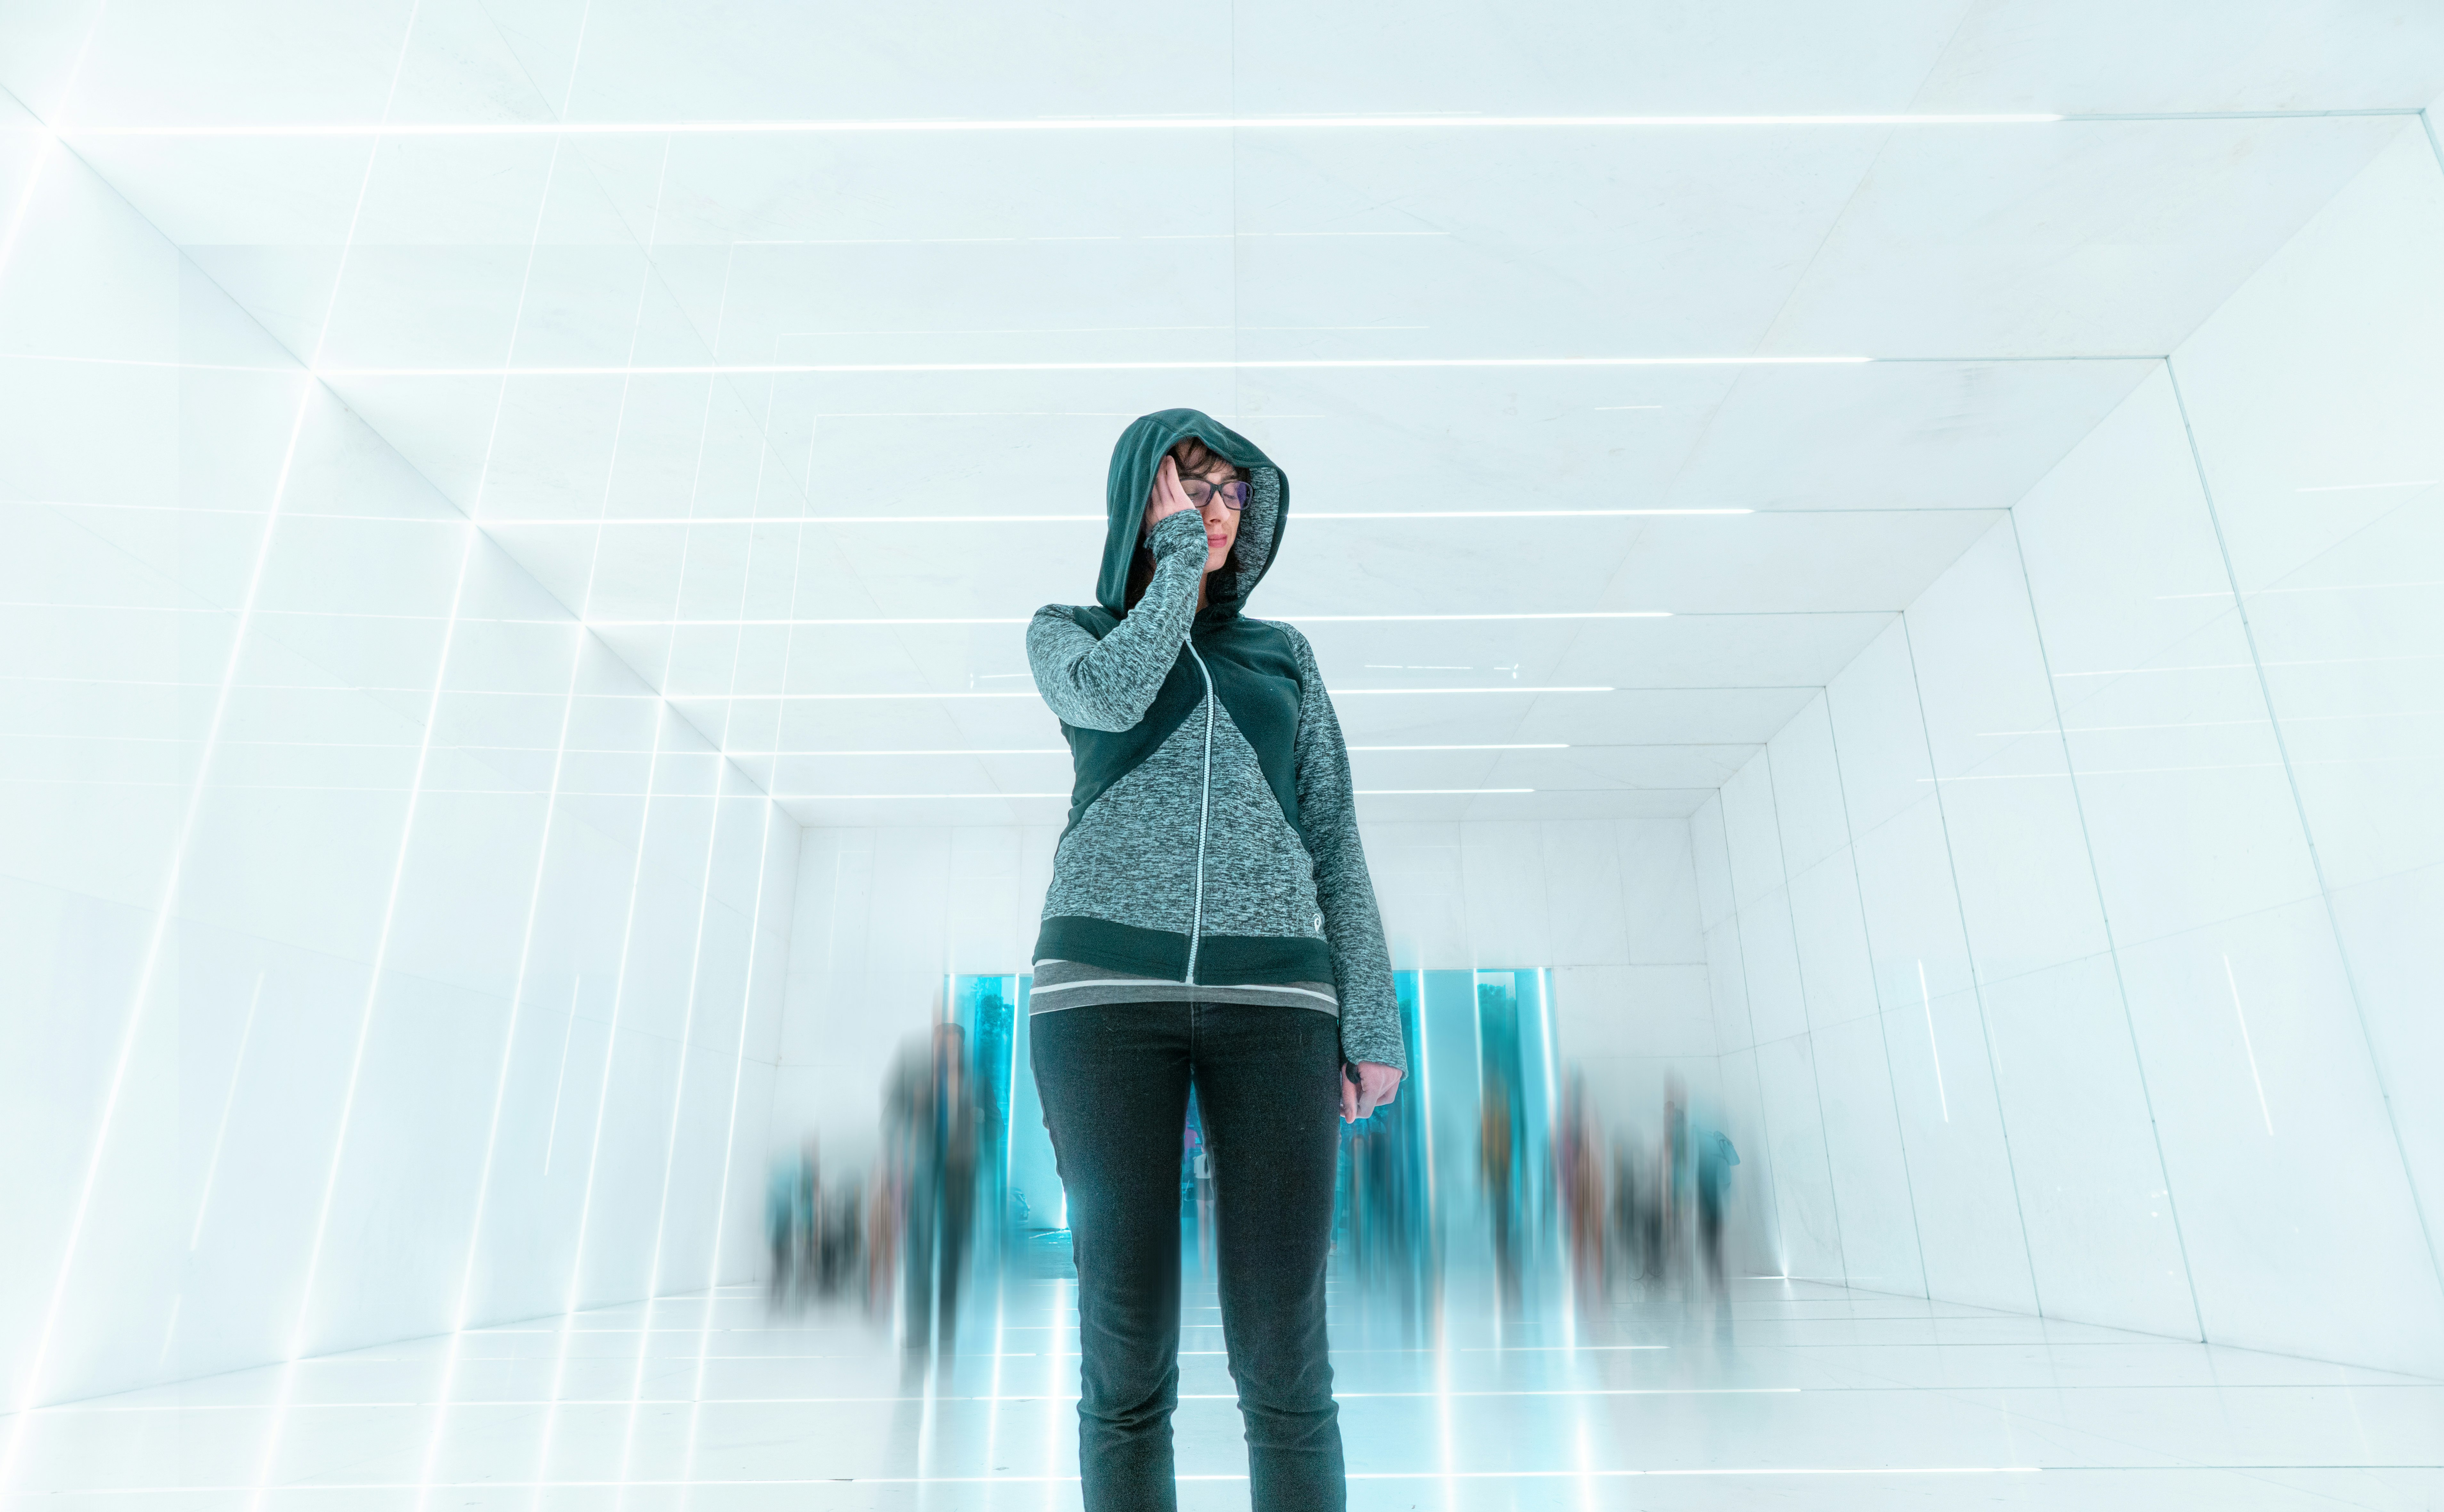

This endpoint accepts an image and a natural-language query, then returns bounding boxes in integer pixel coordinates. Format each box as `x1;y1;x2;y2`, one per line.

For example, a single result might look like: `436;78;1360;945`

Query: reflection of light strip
1336;686;1612;695
2223;956;2274;1136
2296;480;2433;492
1358;788;1533;795
1918;962;1949;1124
5;676;1637;699
0;604;1681;622
2158;579;2444;598
76;113;2062;138
117;1466;2032;1490
185;971;268;1252
471;511;1745;523
316;356;1866;378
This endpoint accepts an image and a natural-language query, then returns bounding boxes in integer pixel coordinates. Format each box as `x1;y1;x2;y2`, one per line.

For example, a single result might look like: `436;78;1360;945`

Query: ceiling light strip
74;113;2064;139
663;685;1618;700
761;789;1547;799
479;511;1745;524
314;355;1867;378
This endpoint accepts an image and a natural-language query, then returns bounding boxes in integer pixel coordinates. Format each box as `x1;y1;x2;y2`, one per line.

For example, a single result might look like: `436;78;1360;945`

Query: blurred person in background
1661;1078;1690;1289
1696;1123;1740;1300
1026;411;1408;1512
1480;1078;1519;1308
1608;1130;1654;1292
764;1147;799;1309
891;1023;979;1359
1557;1073;1606;1301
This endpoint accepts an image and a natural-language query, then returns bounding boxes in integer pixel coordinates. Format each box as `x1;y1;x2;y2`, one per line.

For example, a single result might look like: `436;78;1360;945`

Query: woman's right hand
1144;455;1198;531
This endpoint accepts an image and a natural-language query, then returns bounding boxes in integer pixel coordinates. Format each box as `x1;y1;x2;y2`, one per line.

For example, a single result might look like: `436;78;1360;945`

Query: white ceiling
7;0;2440;825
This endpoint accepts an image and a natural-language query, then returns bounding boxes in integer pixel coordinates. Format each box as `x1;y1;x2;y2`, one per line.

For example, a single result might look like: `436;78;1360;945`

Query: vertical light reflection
0;6;315;1477
129;14;439;1512
186;970;267;1253
519;126;679;1512
676;386;808;1512
611;225;745;1512
2223;956;2275;1136
542;978;584;1174
1042;1277;1066;1512
553;694;671;1512
1917;962;1949;1122
407;126;584;1512
1433;1300;1457;1512
1573;1407;1599;1512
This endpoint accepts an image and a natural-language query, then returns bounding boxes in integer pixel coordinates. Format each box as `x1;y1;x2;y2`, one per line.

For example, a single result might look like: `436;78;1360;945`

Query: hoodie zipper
1182;638;1215;985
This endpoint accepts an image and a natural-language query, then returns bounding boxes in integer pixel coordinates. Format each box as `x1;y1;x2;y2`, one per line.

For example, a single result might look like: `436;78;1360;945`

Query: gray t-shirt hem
1027;958;1339;1016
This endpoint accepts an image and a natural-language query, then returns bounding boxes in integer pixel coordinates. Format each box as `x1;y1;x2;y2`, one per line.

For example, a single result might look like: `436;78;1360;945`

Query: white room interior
3;2;2441;1505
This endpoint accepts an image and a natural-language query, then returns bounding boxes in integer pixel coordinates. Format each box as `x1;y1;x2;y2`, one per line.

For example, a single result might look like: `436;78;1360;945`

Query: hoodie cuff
1147;506;1209;559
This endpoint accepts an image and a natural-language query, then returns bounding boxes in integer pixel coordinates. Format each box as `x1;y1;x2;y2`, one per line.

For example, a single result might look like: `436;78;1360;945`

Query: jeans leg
1194;1004;1347;1512
1032;1004;1192;1512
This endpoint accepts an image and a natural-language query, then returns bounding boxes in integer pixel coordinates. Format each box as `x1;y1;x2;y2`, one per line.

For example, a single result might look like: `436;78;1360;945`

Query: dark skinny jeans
1031;1000;1347;1512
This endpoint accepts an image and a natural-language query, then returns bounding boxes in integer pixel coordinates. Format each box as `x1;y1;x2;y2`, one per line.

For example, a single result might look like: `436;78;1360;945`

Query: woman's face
1190;457;1242;575
1146;453;1244;577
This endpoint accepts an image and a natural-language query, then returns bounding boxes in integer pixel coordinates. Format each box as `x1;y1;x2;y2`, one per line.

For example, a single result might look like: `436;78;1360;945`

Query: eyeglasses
1179;478;1252;512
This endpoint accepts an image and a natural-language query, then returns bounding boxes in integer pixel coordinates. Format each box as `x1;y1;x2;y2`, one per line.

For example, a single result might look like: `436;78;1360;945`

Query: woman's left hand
1341;1062;1403;1123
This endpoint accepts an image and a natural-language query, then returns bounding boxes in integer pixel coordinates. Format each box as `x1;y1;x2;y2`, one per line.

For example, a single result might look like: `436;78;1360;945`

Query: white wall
774;824;1060;1173
1694;121;2444;1375
0;103;798;1410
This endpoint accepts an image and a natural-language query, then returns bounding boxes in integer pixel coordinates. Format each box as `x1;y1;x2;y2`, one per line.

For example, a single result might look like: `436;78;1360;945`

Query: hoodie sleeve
1027;508;1209;732
1026;508;1207;733
1285;626;1407;1073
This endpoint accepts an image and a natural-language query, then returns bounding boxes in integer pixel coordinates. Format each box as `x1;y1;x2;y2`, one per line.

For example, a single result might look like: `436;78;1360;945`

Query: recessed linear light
578;612;1669;626
2295;480;2434;492
768;789;1541;799
315;356;1866;378
1357;788;1534;795
76;113;2064;139
721;744;1568;757
1333;685;1611;696
1297;611;1669;621
669;686;1616;700
487;512;1741;525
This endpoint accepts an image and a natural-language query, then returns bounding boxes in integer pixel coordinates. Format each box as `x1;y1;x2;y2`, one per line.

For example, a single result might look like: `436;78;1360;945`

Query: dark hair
1123;437;1247;613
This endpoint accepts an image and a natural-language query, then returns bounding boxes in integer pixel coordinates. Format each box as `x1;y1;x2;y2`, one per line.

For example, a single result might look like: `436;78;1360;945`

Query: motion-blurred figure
765;1147;800;1307
1608;1131;1657;1290
1557;1073;1606;1299
1695;1124;1739;1299
1660;1077;1690;1288
889;1023;980;1358
1479;1079;1519;1306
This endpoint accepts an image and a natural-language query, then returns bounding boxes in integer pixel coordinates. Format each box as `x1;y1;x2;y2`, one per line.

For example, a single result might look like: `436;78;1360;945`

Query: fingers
1147;455;1190;524
1339;1075;1358;1124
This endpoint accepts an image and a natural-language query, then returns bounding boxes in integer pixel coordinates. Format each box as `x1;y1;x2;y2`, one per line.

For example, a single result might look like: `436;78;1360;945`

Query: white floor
6;1275;2439;1510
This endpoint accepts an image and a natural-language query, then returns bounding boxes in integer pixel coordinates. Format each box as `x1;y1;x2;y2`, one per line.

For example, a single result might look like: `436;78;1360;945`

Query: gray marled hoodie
1026;409;1405;1071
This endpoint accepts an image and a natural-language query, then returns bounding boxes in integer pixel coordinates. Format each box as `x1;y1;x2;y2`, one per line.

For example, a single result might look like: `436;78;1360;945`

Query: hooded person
1025;408;1405;1512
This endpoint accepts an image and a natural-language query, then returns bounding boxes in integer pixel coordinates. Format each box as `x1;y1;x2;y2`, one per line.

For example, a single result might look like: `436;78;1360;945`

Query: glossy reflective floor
8;1274;2439;1511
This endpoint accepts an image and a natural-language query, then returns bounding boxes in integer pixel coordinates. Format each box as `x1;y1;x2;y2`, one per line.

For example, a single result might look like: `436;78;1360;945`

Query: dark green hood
1097;408;1290;619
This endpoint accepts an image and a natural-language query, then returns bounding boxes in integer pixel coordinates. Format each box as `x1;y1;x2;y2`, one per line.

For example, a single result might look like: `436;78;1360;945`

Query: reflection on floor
8;1274;2439;1510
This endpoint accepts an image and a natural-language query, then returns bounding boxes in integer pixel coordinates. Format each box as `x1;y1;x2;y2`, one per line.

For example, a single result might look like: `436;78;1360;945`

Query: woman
1027;408;1407;1511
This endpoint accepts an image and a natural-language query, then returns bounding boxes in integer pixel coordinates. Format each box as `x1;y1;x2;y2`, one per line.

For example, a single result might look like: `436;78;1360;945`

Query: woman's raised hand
1144;454;1198;530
